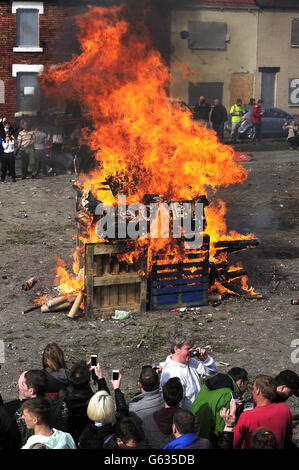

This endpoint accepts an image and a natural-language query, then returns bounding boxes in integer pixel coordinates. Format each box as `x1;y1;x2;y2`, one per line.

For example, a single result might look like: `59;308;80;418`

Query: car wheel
246;127;255;141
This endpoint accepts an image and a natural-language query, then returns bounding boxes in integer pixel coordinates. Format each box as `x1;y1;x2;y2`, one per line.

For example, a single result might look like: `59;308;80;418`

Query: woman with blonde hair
78;390;116;448
42;342;69;395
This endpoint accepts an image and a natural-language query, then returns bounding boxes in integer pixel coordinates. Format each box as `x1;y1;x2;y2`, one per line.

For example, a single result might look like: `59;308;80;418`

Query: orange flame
39;5;256;298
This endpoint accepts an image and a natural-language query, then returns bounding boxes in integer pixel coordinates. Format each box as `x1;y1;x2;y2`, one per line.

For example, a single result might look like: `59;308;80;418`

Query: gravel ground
0;148;298;445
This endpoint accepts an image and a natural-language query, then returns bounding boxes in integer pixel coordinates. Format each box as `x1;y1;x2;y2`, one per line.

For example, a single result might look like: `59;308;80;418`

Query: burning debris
30;5;261;317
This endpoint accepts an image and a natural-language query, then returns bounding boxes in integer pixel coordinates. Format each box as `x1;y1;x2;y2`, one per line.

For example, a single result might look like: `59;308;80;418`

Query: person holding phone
159;329;218;410
190;367;248;447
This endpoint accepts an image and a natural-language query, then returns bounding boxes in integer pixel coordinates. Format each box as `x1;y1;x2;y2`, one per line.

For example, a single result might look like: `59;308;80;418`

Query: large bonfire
40;4;256;301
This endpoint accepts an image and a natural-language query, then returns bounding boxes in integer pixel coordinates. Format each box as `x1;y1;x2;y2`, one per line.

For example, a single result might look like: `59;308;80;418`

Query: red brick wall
0;1;71;123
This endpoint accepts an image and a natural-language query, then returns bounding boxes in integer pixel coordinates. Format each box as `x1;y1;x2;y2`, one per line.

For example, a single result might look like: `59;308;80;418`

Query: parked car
238;107;299;140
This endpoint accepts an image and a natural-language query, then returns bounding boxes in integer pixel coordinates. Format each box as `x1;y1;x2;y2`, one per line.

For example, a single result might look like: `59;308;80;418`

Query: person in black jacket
193;96;211;127
210;98;228;143
78;362;118;449
58;360;100;444
0;392;21;449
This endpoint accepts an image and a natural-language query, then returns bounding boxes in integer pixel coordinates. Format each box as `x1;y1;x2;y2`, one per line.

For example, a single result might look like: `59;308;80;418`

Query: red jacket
251;103;263;123
233;402;293;449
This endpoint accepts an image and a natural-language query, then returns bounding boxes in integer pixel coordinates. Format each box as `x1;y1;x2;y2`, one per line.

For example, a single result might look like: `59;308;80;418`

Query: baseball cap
275;370;299;397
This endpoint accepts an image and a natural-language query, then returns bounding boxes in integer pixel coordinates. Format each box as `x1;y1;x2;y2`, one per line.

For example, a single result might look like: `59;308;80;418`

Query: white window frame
0;80;4;104
12;2;44;53
13;64;44;116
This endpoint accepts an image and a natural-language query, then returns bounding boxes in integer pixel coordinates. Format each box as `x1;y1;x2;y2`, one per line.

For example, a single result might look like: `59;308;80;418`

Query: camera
189;350;199;358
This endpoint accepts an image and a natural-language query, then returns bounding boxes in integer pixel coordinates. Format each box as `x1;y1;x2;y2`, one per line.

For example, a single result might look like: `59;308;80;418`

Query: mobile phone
231;391;240;405
90;355;97;366
112;370;119;381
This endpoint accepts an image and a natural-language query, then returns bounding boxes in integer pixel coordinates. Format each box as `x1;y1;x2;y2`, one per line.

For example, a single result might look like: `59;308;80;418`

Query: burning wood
67;291;83;318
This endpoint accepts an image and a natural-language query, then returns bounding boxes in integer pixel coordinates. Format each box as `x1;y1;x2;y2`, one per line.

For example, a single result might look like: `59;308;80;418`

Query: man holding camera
159;330;218;410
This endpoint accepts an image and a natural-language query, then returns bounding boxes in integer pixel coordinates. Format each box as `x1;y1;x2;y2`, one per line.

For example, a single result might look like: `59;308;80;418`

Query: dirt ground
0;145;298;444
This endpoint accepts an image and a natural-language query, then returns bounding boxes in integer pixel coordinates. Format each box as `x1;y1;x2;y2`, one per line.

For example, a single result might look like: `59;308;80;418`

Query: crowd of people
193;95;265;144
0;329;298;450
0;116;78;184
193;95;299;148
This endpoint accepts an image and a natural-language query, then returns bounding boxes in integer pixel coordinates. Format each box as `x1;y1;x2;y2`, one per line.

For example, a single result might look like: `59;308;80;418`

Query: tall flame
40;5;254;296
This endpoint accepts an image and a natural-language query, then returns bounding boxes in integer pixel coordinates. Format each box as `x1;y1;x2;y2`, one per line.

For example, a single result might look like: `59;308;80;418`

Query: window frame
12;1;44;53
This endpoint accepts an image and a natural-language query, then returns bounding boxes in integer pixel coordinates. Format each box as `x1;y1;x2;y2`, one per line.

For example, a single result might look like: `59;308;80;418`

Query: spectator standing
159;329;218;410
17;121;36;179
210;98;228;142
190;367;248;446
193;96;211;127
58;361;97;444
273;369;299;403
34;126;48;176
15;370;68;447
251;99;264;142
246;98;256;114
282;120;298;150
1;132;16;182
141;377;183;449
42;342;69;395
21;398;76;449
233;375;293;449
128;366;164;421
229;98;246;143
0;394;21;449
49;119;64;174
1;121;15;140
163;409;211;449
104;416;149;449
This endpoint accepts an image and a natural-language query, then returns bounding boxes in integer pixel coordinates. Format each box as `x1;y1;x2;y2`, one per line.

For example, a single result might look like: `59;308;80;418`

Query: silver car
238;107;299;140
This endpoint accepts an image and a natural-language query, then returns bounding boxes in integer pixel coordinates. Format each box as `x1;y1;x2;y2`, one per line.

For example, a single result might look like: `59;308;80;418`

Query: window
12;2;44;52
0;80;4;104
189;82;223;107
291;19;299;47
17;72;40;113
188;21;227;50
12;64;44;115
16;9;38;47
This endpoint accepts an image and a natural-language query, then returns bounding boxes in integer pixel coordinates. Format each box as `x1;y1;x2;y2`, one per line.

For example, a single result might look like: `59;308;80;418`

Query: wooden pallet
85;242;147;317
149;235;210;310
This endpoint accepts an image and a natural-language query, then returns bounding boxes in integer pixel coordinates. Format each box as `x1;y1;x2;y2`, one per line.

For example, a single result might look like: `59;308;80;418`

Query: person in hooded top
42;342;69;395
21;398;76;449
159;329;217;410
190;367;249;446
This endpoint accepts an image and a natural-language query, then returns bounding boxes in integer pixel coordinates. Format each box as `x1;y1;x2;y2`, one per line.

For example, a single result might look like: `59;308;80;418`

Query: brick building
0;0;109;123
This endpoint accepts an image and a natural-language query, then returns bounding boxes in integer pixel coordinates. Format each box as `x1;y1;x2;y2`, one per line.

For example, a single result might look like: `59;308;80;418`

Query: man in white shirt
159;329;218;410
21;397;76;449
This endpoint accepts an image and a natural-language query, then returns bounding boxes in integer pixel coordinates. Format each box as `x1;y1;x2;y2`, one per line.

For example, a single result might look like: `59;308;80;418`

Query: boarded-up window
0;80;4;103
291;19;299;46
189;82;223;106
17;73;40;112
16;9;39;47
188;21;227;50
